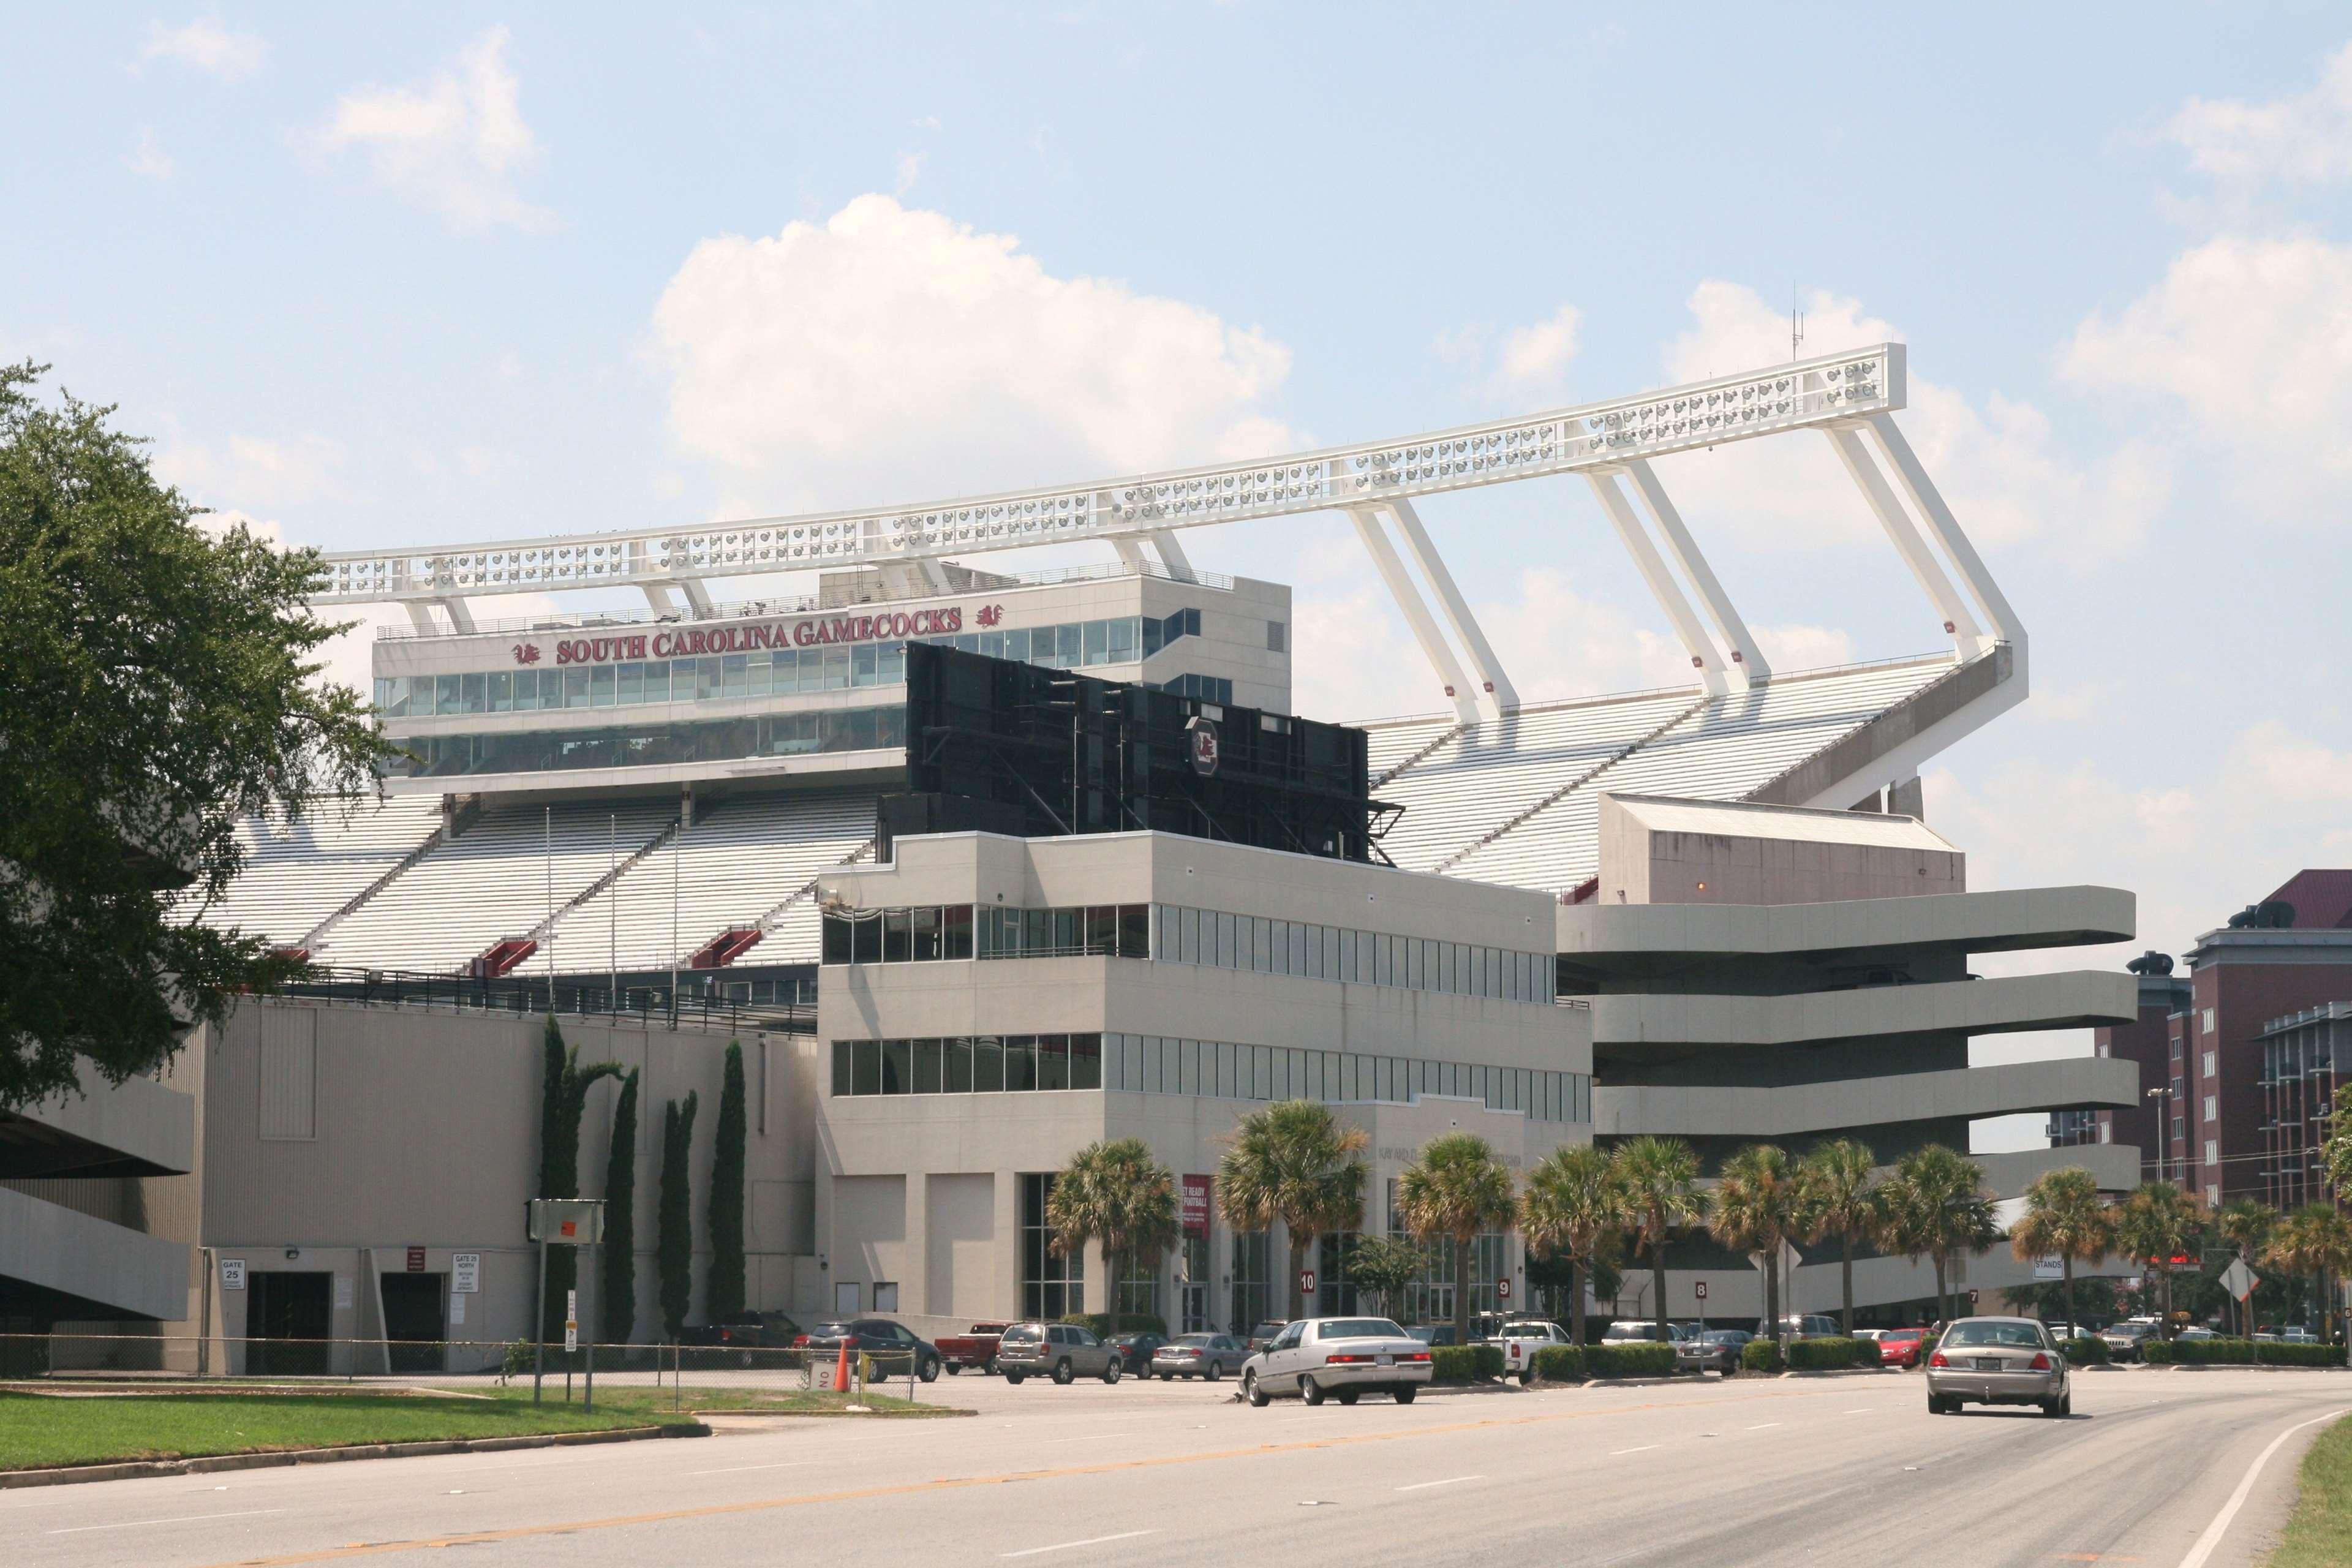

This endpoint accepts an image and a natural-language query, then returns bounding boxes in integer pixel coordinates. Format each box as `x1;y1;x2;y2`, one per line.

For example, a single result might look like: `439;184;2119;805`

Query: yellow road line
197;1391;1797;1566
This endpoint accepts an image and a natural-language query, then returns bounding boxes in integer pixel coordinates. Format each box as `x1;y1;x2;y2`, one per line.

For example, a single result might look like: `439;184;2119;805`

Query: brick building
2056;952;2191;1183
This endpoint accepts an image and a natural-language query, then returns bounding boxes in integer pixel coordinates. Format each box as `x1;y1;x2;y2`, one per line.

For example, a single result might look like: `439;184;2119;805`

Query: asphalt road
6;1366;2345;1568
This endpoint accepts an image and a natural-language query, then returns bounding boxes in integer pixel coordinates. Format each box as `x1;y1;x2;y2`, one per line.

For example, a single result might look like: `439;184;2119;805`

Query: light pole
2147;1086;2176;1186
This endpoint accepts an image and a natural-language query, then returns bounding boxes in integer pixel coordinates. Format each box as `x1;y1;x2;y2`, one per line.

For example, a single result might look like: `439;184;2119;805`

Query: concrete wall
1597;793;1965;907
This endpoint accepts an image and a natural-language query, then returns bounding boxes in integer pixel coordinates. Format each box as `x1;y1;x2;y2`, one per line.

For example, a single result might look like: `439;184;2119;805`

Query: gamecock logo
975;604;1003;627
512;643;542;665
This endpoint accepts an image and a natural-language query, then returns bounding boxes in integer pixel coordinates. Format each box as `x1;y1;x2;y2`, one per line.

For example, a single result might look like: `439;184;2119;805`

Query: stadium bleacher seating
194;796;442;948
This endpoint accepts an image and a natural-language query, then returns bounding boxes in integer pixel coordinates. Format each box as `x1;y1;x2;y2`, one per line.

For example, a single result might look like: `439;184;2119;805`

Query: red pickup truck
935;1321;1011;1374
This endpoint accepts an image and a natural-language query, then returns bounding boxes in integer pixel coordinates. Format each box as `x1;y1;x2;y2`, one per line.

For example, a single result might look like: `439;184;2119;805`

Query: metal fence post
533;1238;547;1405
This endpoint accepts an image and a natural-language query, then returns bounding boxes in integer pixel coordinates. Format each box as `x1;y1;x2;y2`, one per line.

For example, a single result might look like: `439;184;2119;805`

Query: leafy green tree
0;362;390;1110
1798;1139;1880;1335
1217;1100;1368;1321
1346;1236;1430;1324
707;1041;748;1321
2265;1203;2352;1344
658;1092;699;1338
536;1016;621;1344
1875;1145;1999;1325
2217;1199;2275;1337
1518;1144;1624;1348
598;1069;641;1346
2115;1180;2204;1335
2322;1123;2352;1199
1614;1136;1708;1341
1395;1133;1518;1349
1046;1137;1182;1325
2009;1166;2114;1337
1713;1145;1803;1337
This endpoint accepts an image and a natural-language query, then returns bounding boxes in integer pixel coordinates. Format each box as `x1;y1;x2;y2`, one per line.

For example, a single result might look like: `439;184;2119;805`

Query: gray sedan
1925;1316;2070;1417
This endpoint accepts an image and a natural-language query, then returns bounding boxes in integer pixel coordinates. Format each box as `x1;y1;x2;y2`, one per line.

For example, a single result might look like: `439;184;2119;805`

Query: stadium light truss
314;341;2022;727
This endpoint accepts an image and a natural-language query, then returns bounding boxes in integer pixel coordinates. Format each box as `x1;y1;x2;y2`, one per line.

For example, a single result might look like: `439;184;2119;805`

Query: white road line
1746;1422;1782;1430
1003;1528;1156;1558
50;1509;286;1535
1035;1432;1134;1444
2177;1406;2348;1568
1845;1408;1877;1414
685;1460;816;1476
1609;1445;1662;1456
1397;1475;1484;1491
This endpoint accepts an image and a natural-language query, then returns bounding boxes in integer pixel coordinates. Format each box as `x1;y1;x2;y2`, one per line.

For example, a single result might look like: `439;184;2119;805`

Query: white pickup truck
1490;1319;1575;1384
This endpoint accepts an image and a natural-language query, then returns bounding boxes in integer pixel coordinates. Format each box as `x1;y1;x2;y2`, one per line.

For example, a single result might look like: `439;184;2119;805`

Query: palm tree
1713;1145;1803;1338
2265;1203;2352;1344
1518;1144;1624;1348
1046;1138;1182;1326
1395;1133;1519;1349
2009;1167;2114;1337
2216;1199;2275;1338
1798;1139;1881;1335
2114;1181;2204;1335
1614;1136;1708;1341
1877;1145;1997;1324
1217;1100;1369;1322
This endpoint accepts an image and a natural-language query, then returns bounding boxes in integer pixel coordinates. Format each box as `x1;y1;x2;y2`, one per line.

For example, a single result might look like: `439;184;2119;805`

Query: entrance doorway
379;1273;447;1373
249;1272;331;1376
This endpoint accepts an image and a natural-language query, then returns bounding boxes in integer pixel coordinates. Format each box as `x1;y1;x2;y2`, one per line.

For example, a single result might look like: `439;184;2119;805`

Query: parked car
1850;1329;1886;1344
1240;1316;1433;1407
2098;1322;2156;1362
1109;1332;1169;1375
1150;1333;1245;1381
796;1318;943;1381
933;1321;1011;1375
1491;1319;1574;1382
2280;1326;2321;1345
1925;1316;2070;1417
1245;1321;1292;1354
995;1321;1123;1385
1405;1323;1459;1348
1600;1321;1690;1346
1758;1314;1841;1340
1686;1329;1751;1373
684;1311;800;1366
2176;1327;2218;1342
1877;1327;1930;1369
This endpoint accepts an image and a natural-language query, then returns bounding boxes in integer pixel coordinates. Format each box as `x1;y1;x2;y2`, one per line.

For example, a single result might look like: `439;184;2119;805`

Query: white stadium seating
194;796;442;948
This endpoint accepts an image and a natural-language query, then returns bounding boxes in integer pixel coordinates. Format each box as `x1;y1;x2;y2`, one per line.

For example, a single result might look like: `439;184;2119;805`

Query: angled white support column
1864;414;2026;655
404;602;440;634
1348;507;1478;724
1383;499;1517;717
679;578;716;618
1622;459;1768;688
438;597;477;634
1585;473;1730;696
1823;426;1986;660
1145;529;1197;584
641;582;683;616
1112;537;1150;570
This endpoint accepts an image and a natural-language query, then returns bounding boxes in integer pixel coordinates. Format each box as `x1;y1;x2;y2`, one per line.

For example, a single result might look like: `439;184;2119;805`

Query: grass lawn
2266;1412;2352;1567
0;1389;686;1472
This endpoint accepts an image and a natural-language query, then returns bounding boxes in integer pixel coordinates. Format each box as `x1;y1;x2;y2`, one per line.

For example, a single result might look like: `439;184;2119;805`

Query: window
835;1281;861;1314
1229;1231;1270;1337
2203;1008;2217;1035
2204;1095;2217;1123
2206;1184;2222;1207
1021;1174;1083;1319
2204;1139;2219;1167
2204;1050;2217;1078
872;1281;899;1313
1267;620;1286;653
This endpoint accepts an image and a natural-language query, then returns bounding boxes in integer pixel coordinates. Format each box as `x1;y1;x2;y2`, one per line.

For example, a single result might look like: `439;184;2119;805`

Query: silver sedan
1242;1316;1433;1407
1925;1316;2071;1417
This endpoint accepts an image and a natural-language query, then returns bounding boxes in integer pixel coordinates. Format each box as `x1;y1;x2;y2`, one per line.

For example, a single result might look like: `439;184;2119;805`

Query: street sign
1497;1278;1511;1300
406;1245;427;1272
451;1253;480;1294
1299;1269;1316;1295
564;1289;579;1353
2221;1259;2258;1301
220;1257;246;1291
2032;1254;2063;1282
527;1197;605;1244
1967;1288;1980;1305
1694;1281;1708;1300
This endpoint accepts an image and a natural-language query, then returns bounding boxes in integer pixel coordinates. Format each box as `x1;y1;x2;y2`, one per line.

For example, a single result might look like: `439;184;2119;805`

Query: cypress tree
598;1068;641;1347
658;1092;699;1338
533;1016;621;1344
707;1041;748;1321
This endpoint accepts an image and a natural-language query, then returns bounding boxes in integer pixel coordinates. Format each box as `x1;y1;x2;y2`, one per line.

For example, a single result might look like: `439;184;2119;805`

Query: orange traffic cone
832;1339;851;1393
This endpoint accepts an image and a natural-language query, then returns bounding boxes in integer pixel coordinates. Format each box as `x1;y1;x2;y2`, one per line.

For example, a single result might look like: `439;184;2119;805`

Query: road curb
0;1422;709;1490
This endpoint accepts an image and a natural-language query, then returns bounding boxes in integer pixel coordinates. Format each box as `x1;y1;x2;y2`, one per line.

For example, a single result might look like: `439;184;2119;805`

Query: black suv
801;1318;943;1381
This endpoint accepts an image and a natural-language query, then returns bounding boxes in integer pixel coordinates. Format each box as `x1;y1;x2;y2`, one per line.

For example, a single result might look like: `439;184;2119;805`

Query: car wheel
1302;1375;1325;1406
1518;1370;1534;1387
1393;1386;1415;1404
1245;1371;1269;1408
2060;1394;2073;1417
1336;1389;1360;1406
1206;1362;1223;1382
1102;1359;1122;1385
944;1362;960;1376
1005;1370;1025;1385
919;1356;940;1384
2041;1398;2062;1418
1053;1358;1074;1386
984;1355;1000;1377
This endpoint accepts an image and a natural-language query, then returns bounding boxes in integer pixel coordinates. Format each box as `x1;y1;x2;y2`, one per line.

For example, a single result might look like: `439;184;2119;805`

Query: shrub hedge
1741;1339;1784;1374
1431;1344;1507;1383
2144;1337;2347;1366
1055;1313;1170;1339
1530;1345;1585;1382
1583;1342;1677;1379
2061;1336;2111;1365
1917;1333;1939;1365
1785;1335;1876;1370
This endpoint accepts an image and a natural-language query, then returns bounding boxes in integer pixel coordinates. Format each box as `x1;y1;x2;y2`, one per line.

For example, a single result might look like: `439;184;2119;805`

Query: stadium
9;342;2144;1363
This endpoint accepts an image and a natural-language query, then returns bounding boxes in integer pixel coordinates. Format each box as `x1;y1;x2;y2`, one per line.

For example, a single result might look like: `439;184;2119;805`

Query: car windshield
1702;1331;1746;1344
1251;1324;1287;1339
812;1322;851;1336
1000;1324;1042;1343
1318;1319;1405;1339
1883;1330;1922;1342
1942;1321;2048;1350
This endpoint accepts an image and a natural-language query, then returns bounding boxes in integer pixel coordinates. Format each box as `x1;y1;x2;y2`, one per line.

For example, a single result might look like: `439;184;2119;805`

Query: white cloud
1494;304;1582;393
1648;281;2173;568
1749;622;1857;672
315;28;551;233
2168;41;2352;186
154;429;345;510
893;151;924;196
124;126;174;179
140;16;267;80
2060;234;2352;508
646;195;1297;512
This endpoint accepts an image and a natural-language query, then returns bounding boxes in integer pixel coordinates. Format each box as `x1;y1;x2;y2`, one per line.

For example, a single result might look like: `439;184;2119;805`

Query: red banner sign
1182;1174;1212;1237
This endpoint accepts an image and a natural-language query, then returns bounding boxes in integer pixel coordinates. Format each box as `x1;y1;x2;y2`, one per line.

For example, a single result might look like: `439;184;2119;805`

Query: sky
9;6;2352;1148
